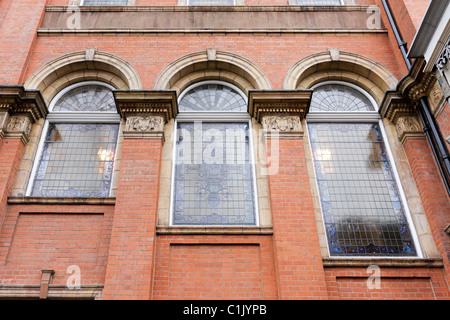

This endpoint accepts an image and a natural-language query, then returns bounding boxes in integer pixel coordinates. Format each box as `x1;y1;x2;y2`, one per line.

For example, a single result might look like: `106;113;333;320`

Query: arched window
27;82;120;197
171;81;258;225
307;82;421;257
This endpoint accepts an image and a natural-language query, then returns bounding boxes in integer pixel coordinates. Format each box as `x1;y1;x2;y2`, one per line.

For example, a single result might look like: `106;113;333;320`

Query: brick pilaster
249;90;329;299
103;90;177;300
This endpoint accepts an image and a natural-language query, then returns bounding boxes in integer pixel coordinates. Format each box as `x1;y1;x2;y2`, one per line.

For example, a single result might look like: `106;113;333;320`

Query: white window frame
306;80;423;258
169;80;260;227
26;81;121;197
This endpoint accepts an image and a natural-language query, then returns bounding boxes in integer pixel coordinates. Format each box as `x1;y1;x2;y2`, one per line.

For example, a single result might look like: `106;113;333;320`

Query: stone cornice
380;59;436;123
0;86;48;122
248;90;313;123
113;90;178;122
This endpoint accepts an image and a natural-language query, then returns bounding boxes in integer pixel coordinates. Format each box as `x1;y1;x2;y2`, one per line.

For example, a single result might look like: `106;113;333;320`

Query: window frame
306;80;423;259
26;81;121;198
169;80;260;227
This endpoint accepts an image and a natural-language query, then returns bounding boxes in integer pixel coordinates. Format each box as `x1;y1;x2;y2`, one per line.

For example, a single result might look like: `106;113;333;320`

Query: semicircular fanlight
179;83;247;112
310;84;375;112
52;85;116;112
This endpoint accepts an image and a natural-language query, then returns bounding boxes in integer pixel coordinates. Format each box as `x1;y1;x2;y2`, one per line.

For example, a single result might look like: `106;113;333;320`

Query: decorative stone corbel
248;90;312;140
0;86;48;145
113;90;178;142
380;94;425;145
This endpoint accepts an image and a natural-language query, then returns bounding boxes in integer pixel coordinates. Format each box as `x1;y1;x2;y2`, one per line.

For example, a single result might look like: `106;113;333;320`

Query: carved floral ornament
125;116;164;132
261;115;302;132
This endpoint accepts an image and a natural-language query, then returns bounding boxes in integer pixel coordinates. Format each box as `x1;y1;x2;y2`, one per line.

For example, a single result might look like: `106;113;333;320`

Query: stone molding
0;86;48;144
248;90;312;139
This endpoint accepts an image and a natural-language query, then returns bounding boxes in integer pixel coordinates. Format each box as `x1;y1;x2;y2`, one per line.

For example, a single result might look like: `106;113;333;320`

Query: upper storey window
171;82;258;226
81;0;129;5
307;82;420;257
27;82;120;198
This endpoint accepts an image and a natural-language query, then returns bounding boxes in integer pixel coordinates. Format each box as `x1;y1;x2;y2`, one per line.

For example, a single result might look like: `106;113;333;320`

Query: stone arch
24;50;143;104
283;51;399;105
153;49;272;95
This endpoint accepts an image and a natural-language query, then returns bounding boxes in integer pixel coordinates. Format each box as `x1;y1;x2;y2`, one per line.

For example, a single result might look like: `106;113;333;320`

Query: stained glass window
179;83;247;112
53;85;116;112
173;82;256;225
309;123;416;256
31;123;119;197
308;83;417;256
30;83;119;198
173;122;255;225
310;84;375;112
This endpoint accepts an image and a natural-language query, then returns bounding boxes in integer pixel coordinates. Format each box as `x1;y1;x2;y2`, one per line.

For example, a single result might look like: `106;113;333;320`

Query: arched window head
310;83;375;112
178;82;247;112
52;84;116;112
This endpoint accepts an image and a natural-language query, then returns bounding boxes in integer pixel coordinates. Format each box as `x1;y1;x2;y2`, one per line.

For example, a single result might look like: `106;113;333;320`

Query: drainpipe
381;0;450;197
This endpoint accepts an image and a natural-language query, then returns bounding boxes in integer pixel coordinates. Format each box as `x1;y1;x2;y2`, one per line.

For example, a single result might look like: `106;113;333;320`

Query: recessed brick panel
168;244;263;300
7;213;103;266
336;277;435;300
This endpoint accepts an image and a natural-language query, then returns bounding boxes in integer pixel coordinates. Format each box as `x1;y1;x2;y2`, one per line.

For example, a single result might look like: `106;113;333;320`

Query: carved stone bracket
114;90;178;141
248;90;312;140
396;115;424;145
0;86;48;144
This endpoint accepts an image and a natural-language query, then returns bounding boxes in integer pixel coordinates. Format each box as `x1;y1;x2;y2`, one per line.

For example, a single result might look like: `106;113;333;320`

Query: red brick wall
0;204;114;286
325;267;449;300
403;137;450;285
153;236;278;300
266;137;328;299
103;138;163;300
0;0;47;84
25;33;404;90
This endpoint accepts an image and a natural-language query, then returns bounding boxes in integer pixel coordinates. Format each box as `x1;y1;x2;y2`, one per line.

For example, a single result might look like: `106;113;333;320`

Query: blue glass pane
309;123;416;256
173;122;256;225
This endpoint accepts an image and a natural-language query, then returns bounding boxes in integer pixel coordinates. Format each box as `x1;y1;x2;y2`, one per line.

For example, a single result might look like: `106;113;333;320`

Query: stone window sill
7;196;116;205
322;257;444;268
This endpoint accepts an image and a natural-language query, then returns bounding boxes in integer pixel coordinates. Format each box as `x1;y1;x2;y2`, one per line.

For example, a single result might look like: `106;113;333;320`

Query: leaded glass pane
173;122;256;225
295;0;342;5
31;123;119;197
308;123;416;256
53;85;116;112
82;0;128;5
179;84;247;112
189;0;235;5
310;84;375;112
